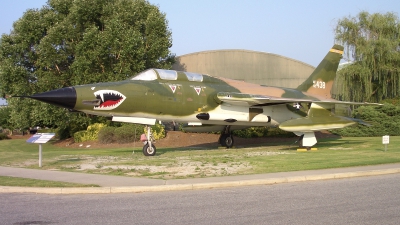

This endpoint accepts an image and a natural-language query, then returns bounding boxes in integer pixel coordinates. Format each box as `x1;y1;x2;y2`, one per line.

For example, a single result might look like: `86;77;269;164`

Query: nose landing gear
141;126;156;156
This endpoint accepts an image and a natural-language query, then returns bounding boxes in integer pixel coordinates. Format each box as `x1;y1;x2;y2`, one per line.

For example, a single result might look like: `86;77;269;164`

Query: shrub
233;127;267;138
114;124;144;143
233;127;294;138
73;123;106;142
267;127;296;137
330;104;400;137
73;130;87;143
98;126;116;144
147;123;165;140
0;133;9;140
57;127;71;140
39;128;57;134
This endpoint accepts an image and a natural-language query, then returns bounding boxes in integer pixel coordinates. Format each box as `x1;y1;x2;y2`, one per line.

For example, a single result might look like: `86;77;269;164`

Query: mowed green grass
0;136;399;179
0;176;100;187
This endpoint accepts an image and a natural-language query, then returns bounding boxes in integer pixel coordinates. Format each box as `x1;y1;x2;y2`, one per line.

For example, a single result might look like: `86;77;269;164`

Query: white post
39;144;42;167
382;135;389;152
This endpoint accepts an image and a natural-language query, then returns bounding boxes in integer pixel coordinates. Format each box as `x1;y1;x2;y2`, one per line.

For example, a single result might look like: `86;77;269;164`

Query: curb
1;168;400;194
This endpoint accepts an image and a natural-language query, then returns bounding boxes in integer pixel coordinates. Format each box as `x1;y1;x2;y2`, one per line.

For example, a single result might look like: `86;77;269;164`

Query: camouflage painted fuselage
28;45;381;147
73;69;311;127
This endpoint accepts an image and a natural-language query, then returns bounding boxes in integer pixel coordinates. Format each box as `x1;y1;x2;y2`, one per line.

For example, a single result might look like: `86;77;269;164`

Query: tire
219;134;228;147
142;143;156;156
224;135;234;148
220;134;234;148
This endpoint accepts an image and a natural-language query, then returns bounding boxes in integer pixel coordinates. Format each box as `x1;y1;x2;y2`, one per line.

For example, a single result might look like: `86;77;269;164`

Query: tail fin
296;44;344;98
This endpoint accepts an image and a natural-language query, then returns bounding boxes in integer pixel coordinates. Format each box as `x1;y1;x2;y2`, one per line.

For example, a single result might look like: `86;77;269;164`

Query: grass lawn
0;136;399;179
0;176;100;187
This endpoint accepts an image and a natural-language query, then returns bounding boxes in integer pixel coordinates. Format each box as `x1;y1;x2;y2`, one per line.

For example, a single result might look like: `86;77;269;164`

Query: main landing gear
142;126;156;156
294;132;317;150
219;125;234;148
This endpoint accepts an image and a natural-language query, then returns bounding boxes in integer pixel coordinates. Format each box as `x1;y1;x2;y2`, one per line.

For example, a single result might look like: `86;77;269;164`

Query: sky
0;0;399;105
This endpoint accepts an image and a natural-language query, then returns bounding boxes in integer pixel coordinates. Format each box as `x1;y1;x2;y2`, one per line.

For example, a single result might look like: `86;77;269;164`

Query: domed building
172;49;315;88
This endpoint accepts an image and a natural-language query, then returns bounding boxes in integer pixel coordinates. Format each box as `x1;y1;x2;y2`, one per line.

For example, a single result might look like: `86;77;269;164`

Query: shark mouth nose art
93;90;126;110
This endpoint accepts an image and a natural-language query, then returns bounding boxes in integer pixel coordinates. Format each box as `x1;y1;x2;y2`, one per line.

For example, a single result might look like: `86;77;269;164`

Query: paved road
1;173;400;225
1;163;400;194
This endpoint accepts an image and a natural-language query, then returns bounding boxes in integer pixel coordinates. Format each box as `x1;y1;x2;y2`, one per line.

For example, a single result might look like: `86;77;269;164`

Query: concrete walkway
1;164;400;194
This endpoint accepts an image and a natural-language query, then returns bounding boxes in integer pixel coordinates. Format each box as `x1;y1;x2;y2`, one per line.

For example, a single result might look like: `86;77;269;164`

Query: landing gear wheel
220;134;234;148
143;143;156;156
219;134;226;146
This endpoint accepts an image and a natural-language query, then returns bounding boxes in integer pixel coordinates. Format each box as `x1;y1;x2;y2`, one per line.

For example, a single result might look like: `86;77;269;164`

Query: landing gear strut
219;125;234;148
142;126;156;156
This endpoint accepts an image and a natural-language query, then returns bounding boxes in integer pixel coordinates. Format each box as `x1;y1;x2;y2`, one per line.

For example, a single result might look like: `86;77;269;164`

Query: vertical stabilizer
296;45;343;98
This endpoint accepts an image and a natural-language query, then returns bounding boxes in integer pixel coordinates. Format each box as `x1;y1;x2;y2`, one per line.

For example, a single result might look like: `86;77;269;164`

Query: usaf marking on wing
24;45;381;156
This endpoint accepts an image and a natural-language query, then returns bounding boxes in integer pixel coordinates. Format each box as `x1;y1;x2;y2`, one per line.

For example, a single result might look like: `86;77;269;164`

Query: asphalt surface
1;163;400;194
3;174;400;224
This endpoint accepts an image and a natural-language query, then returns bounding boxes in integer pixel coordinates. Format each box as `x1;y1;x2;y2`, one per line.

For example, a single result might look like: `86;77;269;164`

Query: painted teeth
93;90;126;110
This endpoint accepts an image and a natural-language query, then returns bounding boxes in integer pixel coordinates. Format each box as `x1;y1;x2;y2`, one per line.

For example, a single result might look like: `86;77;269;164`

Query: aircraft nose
30;87;77;109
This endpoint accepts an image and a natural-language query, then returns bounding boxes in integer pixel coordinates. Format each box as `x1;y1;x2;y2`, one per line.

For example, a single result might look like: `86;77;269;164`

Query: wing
216;92;382;106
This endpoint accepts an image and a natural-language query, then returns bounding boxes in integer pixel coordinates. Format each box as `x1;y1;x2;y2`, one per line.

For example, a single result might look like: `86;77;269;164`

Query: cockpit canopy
130;69;203;82
130;69;158;81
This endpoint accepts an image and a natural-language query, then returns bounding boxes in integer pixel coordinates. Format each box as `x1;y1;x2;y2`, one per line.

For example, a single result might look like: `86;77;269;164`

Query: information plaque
26;133;56;167
26;133;55;144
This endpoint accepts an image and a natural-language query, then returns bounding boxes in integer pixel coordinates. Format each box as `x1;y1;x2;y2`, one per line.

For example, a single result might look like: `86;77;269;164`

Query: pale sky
0;0;399;104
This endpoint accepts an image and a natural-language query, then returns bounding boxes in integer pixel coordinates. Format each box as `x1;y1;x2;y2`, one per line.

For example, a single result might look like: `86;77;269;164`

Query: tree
334;11;400;103
0;0;174;136
0;106;12;132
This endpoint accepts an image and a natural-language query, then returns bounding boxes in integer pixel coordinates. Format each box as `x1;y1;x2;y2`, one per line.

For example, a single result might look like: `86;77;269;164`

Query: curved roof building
172;50;315;88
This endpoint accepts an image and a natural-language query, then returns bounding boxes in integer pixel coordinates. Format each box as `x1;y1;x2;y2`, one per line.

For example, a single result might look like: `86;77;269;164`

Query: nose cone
30;87;76;109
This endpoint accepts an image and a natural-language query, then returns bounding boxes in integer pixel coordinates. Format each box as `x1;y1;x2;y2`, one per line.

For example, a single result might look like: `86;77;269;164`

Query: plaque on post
26;133;56;167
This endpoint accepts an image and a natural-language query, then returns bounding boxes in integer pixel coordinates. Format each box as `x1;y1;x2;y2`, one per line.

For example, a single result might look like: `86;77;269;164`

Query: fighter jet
26;44;380;156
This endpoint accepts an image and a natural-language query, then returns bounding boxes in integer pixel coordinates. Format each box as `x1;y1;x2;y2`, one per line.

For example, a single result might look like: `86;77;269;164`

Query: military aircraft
25;44;380;156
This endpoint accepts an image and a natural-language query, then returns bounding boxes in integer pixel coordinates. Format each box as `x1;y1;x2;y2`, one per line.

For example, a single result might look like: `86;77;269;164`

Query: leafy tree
0;0;174;137
0;106;12;132
334;11;400;102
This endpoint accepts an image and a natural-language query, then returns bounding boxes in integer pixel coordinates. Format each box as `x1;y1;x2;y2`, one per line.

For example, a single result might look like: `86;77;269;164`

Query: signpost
382;135;389;152
26;133;55;167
